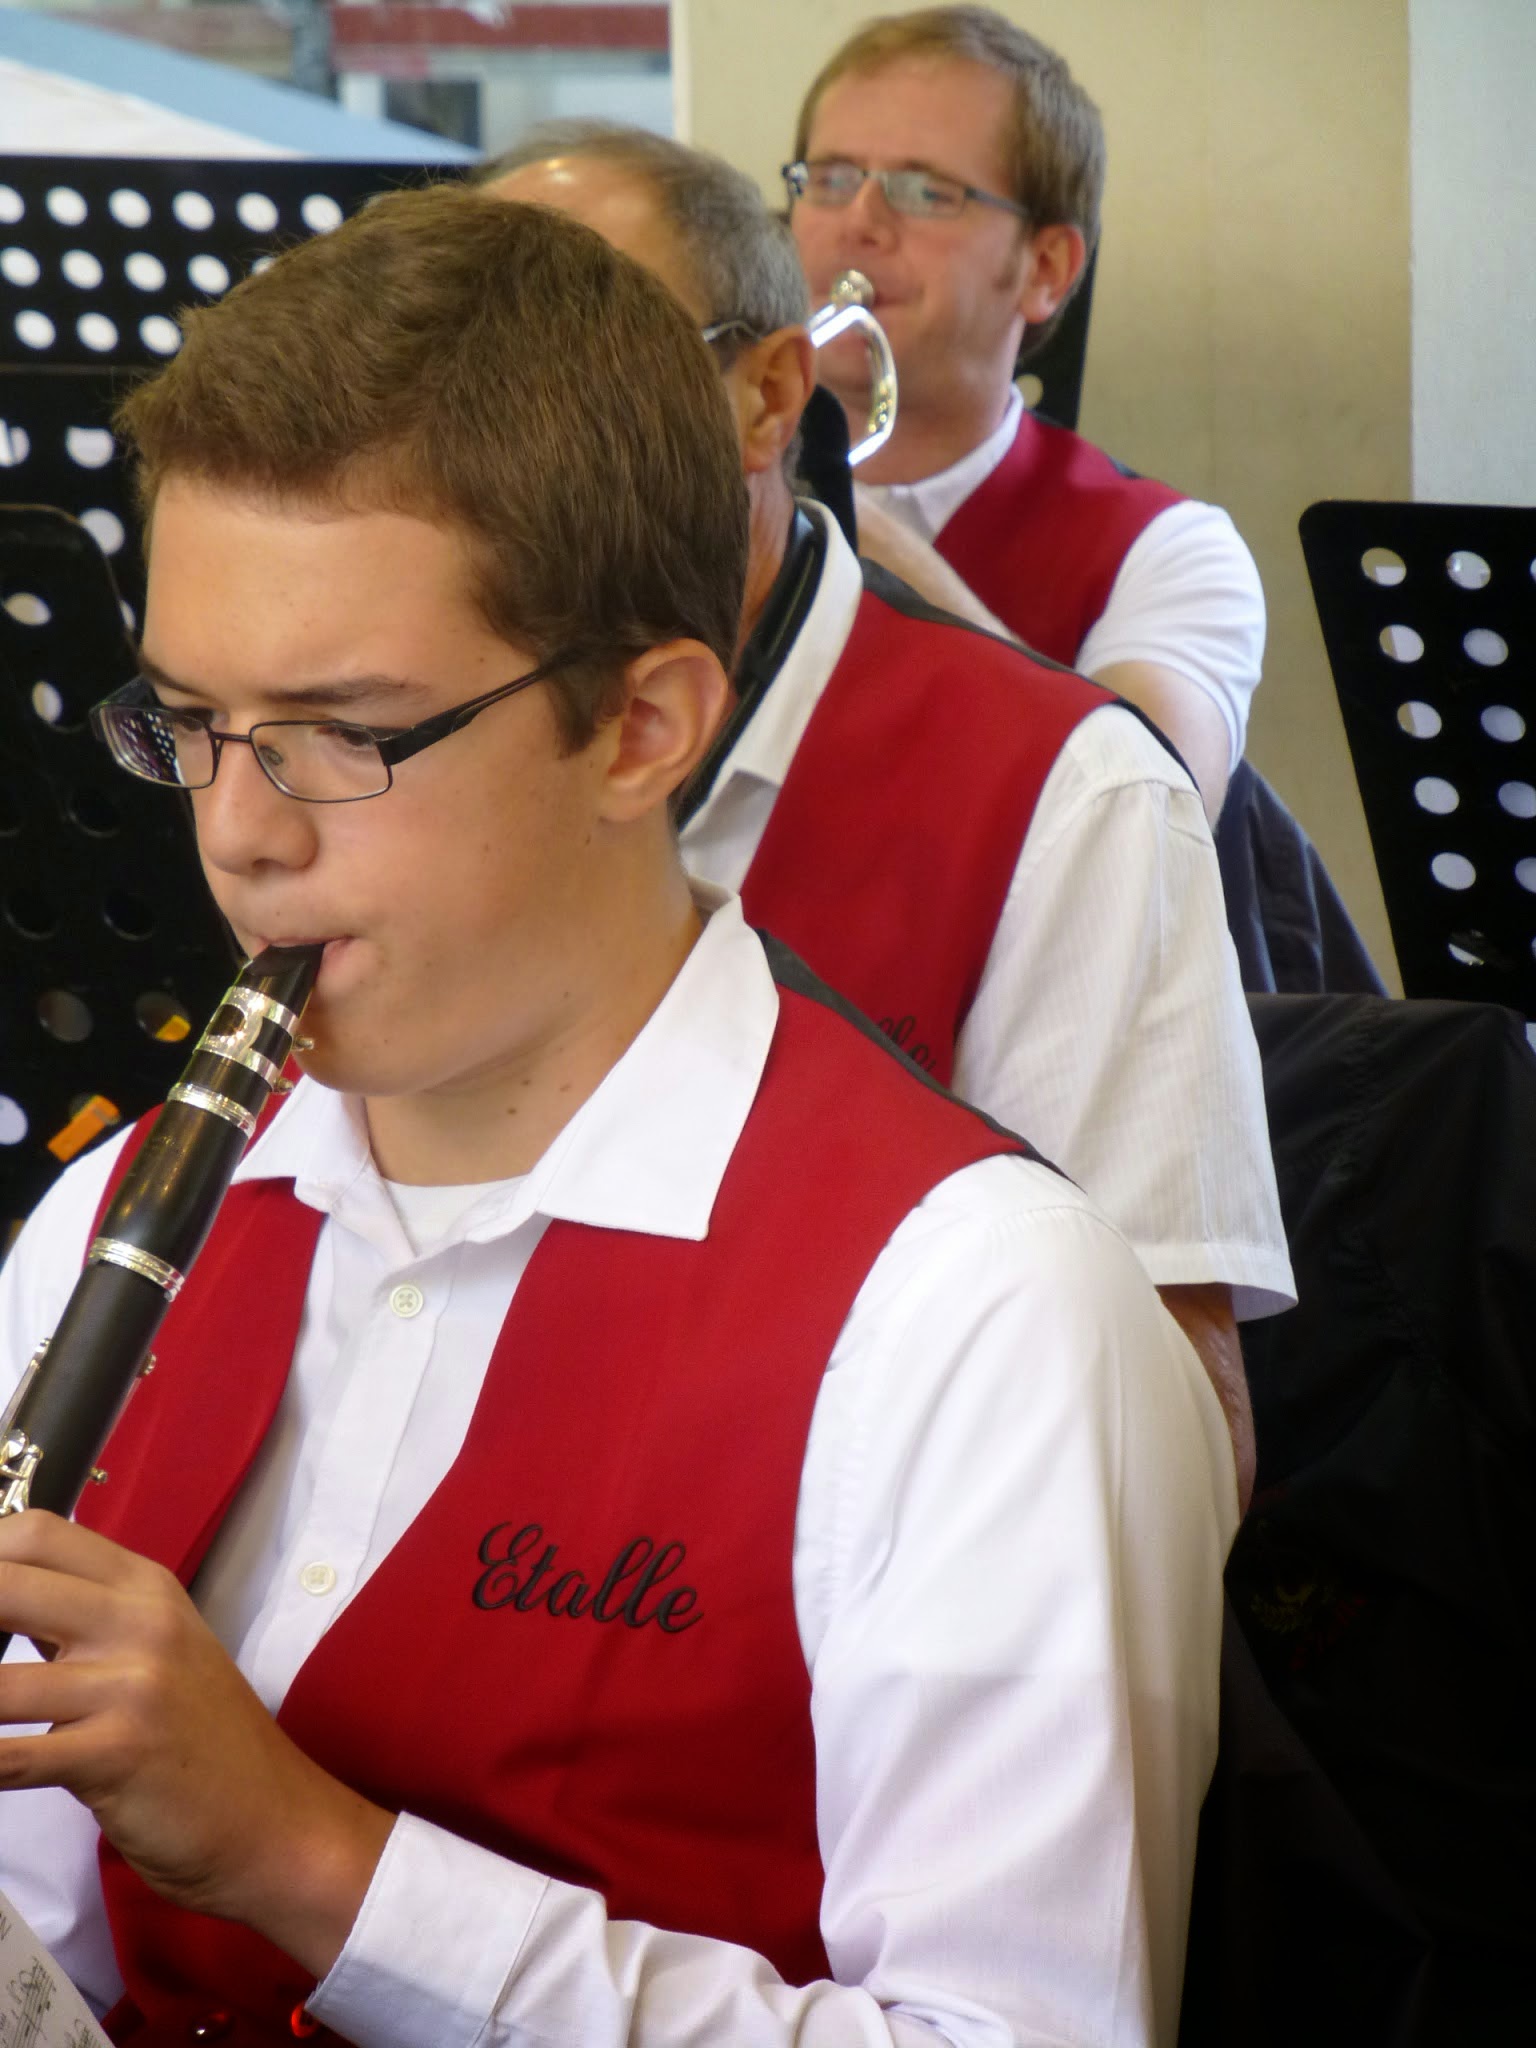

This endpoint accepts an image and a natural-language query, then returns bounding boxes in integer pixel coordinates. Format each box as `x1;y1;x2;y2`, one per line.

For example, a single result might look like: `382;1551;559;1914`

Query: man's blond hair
794;5;1105;252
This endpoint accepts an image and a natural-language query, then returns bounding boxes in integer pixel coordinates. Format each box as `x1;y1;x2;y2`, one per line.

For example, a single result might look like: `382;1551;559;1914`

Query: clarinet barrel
0;946;323;1595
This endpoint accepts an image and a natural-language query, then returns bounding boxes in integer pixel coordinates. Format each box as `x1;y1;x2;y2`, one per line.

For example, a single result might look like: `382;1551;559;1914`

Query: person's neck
363;863;704;1187
737;474;798;650
824;373;1015;488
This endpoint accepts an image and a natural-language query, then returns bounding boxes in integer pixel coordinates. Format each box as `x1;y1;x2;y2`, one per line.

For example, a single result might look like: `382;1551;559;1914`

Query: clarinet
0;945;323;1655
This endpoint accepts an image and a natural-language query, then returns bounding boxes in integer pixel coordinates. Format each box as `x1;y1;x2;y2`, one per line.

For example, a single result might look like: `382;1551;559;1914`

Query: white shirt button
389;1282;425;1319
299;1561;337;1596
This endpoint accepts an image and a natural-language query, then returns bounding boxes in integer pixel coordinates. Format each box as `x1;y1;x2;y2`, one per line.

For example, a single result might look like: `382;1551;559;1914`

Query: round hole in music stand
80;508;125;556
1430;852;1476;891
1362;546;1406;585
66;426;114;468
188;253;230;295
103;891;157;941
1397;699;1442;738
1414;776;1459;815
124;251;166;292
0;247;41;289
140;315;180;357
1379;624;1424;662
12;310;54;350
1481;705;1525;742
62;249;104;291
108;188;152;229
38;989;94;1042
172;190;215;232
46;186;88;228
5;892;59;941
134;991;193;1041
5;590;51;626
1446;550;1491;589
67;787;122;838
1464;627;1508;667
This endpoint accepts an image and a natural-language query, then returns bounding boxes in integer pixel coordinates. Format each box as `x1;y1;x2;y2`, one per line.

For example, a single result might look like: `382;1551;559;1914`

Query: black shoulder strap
858;560;1193;782
676;506;826;828
759;928;1057;1169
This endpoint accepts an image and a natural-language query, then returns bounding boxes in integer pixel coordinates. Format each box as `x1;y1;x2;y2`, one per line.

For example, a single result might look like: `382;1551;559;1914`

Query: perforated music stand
0;155;461;628
1300;499;1536;1019
0;154;470;1235
0;504;234;1240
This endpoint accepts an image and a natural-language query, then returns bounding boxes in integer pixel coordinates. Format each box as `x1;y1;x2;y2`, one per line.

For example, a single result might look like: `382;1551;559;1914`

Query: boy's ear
599;640;731;821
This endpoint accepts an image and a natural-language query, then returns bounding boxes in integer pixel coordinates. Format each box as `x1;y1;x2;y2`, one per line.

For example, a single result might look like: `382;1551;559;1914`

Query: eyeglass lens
795;162;967;218
97;703;392;802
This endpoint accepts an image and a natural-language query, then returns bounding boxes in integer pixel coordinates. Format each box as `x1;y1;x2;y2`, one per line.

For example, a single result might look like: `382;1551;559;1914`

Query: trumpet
806;269;897;466
0;944;322;1655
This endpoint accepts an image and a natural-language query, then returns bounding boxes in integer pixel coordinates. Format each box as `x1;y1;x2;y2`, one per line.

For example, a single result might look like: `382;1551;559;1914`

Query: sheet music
0;1893;106;2048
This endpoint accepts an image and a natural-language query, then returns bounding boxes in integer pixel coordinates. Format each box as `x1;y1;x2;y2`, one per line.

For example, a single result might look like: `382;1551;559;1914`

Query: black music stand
1300;499;1536;1024
0;154;463;628
0;504;234;1242
0;153;473;1238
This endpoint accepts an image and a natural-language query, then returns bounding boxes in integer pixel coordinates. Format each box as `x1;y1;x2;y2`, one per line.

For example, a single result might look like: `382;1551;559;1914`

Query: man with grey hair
483;125;1293;1500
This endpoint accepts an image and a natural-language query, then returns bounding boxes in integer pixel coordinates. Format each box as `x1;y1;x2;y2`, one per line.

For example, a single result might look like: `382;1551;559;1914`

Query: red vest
934;410;1184;667
77;964;1025;2046
740;573;1113;1083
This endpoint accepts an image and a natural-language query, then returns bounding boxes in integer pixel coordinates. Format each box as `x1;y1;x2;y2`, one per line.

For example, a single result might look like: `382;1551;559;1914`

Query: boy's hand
0;1511;392;1978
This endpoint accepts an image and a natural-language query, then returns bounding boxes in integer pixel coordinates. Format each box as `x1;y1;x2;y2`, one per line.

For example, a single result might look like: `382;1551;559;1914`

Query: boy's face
141;479;622;1104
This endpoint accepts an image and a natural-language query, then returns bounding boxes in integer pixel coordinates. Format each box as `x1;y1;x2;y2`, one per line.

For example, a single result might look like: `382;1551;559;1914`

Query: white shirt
860;388;1266;771
0;897;1235;2048
683;509;1293;1320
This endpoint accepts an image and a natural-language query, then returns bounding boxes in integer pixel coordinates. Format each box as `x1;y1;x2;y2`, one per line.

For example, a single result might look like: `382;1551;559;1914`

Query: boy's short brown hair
116;182;749;749
794;5;1105;253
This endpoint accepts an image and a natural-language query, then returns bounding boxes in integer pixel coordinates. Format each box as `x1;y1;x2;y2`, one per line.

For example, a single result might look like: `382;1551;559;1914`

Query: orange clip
46;1094;122;1163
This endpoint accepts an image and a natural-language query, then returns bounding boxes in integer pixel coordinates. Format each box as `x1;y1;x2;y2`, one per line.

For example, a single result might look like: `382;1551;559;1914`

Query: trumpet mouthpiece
829;269;875;310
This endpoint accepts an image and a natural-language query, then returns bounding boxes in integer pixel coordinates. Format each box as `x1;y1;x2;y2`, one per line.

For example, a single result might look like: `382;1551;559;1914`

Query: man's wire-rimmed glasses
90;648;592;804
782;158;1030;224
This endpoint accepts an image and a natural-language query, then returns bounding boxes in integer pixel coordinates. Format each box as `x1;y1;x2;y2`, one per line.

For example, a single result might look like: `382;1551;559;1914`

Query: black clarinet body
0;946;323;1647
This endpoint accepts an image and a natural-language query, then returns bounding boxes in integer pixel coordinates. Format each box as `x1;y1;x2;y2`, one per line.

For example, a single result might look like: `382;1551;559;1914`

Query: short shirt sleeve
951;704;1295;1319
1076;500;1266;772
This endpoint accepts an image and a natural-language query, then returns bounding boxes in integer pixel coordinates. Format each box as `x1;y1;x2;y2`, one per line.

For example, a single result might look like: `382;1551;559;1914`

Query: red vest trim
79;967;1025;2044
934;410;1184;666
740;573;1113;1085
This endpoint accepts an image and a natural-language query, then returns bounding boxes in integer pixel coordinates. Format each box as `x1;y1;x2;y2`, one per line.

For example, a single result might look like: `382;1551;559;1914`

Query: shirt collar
685;497;864;821
860;384;1025;542
232;890;777;1247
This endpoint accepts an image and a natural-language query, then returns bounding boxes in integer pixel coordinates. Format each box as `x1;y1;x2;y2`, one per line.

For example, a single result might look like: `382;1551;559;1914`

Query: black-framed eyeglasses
782;158;1029;224
90;647;591;804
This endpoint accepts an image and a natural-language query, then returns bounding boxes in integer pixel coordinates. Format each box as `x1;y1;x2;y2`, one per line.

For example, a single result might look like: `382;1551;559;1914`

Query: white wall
1411;0;1536;504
